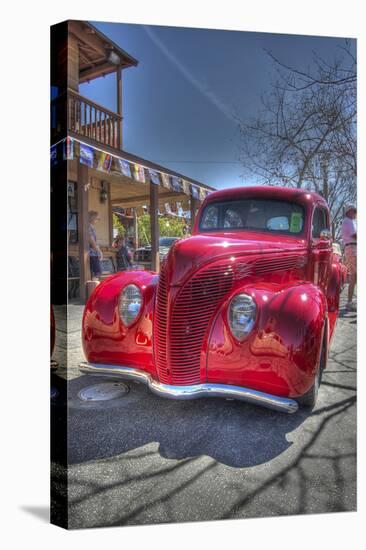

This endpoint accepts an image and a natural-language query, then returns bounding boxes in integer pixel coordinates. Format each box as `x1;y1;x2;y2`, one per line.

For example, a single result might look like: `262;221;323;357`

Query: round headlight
119;284;142;326
228;293;256;341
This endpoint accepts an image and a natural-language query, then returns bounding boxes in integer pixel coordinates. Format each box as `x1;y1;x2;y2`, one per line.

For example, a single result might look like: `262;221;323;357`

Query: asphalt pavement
51;292;357;529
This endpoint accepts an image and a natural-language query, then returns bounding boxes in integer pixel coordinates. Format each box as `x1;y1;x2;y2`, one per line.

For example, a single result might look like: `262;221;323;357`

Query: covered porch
61;136;213;303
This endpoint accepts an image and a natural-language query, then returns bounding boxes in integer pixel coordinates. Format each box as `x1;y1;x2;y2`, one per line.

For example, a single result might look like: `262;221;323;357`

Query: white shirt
342;217;357;245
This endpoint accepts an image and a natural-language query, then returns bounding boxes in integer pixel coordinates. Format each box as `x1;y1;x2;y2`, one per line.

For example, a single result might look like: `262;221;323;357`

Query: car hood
165;231;307;286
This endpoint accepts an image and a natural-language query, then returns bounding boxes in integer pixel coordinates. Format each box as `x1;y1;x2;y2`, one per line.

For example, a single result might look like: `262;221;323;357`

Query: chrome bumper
79;362;299;414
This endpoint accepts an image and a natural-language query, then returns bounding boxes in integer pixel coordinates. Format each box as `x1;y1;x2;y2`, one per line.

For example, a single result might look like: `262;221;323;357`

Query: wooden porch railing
51;89;122;149
68;90;122;149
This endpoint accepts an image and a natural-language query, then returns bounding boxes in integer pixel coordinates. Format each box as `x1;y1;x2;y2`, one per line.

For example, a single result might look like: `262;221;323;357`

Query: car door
310;204;332;292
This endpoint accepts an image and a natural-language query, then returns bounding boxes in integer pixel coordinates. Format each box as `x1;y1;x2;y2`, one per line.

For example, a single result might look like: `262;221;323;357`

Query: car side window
201;205;218;229
312;207;328;238
224;208;242;228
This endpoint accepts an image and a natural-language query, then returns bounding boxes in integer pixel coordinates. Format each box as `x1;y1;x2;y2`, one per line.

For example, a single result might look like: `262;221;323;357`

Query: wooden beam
69;21;138;67
77;162;90;302
69;21;107;57
150;182;159;273
68;32;79;92
111;191;185;205
190;197;198;232
78;49;95;68
79;62;116;83
116;66;123;148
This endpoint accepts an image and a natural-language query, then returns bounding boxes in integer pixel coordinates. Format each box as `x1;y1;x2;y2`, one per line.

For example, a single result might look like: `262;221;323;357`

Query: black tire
297;331;326;409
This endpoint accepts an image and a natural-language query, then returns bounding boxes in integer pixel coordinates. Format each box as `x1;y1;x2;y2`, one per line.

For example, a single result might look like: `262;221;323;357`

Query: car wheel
297;331;326;409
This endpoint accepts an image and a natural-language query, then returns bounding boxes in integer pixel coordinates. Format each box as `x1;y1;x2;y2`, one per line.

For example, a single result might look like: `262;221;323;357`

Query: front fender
82;270;158;375
327;257;344;312
206;282;327;398
326;256;346;339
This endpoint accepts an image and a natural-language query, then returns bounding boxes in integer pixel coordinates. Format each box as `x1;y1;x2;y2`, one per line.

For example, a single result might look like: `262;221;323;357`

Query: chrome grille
154;262;169;383
169;263;235;385
153;252;306;385
254;254;303;275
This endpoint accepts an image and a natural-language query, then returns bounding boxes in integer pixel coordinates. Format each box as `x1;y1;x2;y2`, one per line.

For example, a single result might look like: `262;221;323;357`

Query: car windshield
199;198;305;235
159;237;178;247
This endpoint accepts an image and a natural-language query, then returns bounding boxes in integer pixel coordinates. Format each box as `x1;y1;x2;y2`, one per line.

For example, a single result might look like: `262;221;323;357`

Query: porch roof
68;20;139;83
69;133;215;208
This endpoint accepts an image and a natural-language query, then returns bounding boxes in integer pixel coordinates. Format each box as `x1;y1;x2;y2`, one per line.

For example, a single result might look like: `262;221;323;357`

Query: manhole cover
51;386;59;399
78;382;129;402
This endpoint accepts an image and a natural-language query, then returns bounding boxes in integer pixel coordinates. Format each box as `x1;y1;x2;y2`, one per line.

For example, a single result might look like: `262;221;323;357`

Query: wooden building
51;20;214;303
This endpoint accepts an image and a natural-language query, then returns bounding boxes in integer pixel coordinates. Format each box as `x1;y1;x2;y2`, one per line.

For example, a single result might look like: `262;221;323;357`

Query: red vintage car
80;186;345;413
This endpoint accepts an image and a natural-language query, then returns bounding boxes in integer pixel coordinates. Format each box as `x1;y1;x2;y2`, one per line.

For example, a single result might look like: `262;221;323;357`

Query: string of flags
51;137;211;201
115;203;191;219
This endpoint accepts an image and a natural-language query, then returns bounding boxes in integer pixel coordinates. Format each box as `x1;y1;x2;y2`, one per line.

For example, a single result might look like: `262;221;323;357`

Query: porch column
190;197;198;232
150;181;160;273
108;181;113;246
133;208;139;249
116;65;123;149
77;161;90;302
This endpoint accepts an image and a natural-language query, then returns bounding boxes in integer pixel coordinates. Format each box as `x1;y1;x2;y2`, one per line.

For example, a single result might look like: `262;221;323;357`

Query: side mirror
319;229;332;240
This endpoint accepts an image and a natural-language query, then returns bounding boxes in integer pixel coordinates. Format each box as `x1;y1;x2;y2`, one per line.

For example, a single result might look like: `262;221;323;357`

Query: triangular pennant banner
161;173;171;189
182;180;190;195
148;169;160;185
191;184;200;199
171;176;183;193
63;137;74;161
200;187;209;201
96;152;112;172
79;143;94;167
119;159;132;178
133;163;146;183
110;157;122;175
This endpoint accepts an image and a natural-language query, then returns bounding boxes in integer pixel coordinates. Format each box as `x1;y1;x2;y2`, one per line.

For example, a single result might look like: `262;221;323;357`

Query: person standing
113;235;132;271
88;211;103;281
341;204;357;310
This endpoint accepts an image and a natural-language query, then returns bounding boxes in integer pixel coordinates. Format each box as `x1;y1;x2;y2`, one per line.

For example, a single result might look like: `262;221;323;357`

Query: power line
150;160;242;164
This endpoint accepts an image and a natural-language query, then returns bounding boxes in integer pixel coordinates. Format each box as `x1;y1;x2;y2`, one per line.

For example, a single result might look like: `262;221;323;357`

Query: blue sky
80;22;354;190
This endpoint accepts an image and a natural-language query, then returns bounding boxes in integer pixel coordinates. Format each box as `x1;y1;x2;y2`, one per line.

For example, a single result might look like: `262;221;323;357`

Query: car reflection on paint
133;236;180;269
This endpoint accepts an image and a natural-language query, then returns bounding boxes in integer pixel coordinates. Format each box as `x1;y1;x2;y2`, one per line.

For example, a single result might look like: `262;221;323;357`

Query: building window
67;181;78;243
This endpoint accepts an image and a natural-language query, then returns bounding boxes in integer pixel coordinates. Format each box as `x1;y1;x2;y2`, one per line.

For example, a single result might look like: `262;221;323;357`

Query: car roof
204;185;327;208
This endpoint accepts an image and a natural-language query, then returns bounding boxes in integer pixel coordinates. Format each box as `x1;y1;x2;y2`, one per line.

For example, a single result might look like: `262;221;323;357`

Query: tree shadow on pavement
220;393;356;519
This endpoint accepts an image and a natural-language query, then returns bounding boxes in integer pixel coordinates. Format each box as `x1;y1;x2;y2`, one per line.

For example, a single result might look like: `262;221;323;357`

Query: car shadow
51;373;310;469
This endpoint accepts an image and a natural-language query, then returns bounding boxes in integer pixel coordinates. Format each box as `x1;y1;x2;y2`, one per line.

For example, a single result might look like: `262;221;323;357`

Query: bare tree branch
238;39;356;225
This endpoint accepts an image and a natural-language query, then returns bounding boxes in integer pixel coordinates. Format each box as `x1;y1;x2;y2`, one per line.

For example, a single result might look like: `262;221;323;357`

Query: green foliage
159;215;188;238
113;213;126;238
137;214;151;246
137;214;189;246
